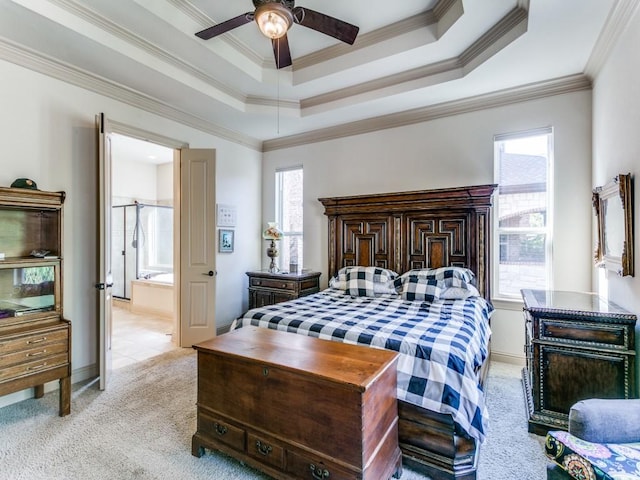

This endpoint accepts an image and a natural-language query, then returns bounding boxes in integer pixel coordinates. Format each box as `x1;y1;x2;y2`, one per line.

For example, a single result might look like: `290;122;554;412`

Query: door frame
105;121;188;347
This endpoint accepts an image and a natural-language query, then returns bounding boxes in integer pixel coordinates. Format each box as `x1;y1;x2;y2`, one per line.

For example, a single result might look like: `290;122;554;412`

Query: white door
179;148;217;347
96;113;113;390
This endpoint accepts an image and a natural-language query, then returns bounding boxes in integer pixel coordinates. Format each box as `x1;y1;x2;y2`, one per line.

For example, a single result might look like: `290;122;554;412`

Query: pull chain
276;39;280;135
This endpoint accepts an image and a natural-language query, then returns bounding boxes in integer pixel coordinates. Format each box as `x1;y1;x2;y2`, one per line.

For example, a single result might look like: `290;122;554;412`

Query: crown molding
584;0;640;79
47;0;246;108
293;11;439;71
0;37;262;151
0;30;592;156
301;6;527;114
167;0;264;66
25;0;526;120
262;74;592;152
459;7;528;69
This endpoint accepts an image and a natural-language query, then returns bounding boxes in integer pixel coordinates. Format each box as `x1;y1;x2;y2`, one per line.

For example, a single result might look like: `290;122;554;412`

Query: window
275;167;303;272
494;128;553;298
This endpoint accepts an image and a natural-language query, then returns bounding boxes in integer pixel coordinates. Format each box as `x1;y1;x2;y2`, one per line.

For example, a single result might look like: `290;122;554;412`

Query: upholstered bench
545;399;640;479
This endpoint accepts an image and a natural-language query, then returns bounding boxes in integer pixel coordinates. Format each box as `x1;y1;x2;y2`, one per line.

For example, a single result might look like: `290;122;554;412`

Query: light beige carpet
0;348;546;479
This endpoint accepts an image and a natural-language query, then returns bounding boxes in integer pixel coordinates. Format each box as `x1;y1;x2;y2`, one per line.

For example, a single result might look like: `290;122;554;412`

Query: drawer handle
282;284;287;288
256;281;261;285
255;440;272;456
27;337;47;344
213;423;227;436
27;362;48;371
27;350;47;357
309;464;330;479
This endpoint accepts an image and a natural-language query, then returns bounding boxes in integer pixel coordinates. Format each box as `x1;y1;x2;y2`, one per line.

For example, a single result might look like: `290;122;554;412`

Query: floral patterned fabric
546;430;640;480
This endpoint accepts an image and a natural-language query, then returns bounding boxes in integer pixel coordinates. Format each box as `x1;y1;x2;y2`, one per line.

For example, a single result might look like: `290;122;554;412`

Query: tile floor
112;300;180;369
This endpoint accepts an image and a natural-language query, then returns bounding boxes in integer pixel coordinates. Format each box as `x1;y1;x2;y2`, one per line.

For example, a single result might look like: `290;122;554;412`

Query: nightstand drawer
246;271;321;310
250;277;295;291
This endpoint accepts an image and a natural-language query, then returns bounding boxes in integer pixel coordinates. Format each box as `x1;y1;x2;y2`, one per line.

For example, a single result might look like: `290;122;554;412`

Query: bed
237;184;497;480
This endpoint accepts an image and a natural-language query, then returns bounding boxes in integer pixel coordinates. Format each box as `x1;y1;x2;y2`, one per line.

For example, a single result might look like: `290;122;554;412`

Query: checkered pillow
404;267;475;283
400;275;442;301
346;267;395;297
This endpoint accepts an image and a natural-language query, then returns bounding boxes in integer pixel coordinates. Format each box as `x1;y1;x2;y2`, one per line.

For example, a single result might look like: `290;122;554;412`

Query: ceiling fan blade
272;35;292;69
195;13;254;40
292;7;359;45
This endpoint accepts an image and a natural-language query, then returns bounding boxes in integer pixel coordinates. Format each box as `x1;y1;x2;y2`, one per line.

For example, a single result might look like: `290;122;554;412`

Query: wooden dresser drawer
0;327;69;356
0;352;68;382
250;277;295;291
0;341;68;369
540;318;632;350
197;412;245;451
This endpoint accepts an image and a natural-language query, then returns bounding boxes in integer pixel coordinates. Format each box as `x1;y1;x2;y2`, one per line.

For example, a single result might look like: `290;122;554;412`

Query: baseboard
0;363;98;410
490;352;525;366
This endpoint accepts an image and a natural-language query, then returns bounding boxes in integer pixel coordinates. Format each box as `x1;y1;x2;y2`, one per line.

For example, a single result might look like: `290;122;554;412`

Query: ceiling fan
195;0;360;69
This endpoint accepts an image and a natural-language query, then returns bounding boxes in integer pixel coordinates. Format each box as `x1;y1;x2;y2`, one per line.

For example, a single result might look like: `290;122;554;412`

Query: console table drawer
539;318;632;350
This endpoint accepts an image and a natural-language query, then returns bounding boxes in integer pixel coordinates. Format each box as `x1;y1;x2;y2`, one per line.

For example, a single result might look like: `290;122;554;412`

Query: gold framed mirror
593;173;634;277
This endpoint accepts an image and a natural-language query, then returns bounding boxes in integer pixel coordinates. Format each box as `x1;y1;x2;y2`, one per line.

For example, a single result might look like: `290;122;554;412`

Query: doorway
109;133;179;369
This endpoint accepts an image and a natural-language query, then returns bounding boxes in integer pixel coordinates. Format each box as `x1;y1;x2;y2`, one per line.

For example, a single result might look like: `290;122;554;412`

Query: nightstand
246;271;321;309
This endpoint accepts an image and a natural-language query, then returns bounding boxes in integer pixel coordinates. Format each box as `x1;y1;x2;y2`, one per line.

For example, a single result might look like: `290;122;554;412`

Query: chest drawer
247;433;285;470
197;411;245;452
539;318;633;350
0;327;69;356
286;449;355;480
0;352;68;382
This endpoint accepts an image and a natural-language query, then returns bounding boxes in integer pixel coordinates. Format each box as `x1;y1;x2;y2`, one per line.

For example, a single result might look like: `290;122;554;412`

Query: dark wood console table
522;289;637;435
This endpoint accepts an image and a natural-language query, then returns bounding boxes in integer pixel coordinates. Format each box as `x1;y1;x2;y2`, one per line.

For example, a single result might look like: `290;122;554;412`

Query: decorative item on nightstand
262;222;283;273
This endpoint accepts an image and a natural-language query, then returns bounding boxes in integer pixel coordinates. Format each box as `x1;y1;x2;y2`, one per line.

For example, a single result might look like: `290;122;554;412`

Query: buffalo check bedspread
236;288;493;442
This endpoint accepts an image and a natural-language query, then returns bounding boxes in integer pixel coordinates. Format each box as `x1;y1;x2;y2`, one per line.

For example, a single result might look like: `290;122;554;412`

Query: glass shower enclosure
111;203;173;300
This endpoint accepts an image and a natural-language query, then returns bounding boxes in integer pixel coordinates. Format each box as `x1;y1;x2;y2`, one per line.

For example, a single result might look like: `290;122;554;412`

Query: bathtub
130;273;174;318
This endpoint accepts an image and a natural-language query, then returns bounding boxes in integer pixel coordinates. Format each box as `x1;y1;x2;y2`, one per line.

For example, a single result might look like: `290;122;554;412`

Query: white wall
112;157;158;202
0;59;262;406
263;90;593;363
592;5;640;390
157;162;173;203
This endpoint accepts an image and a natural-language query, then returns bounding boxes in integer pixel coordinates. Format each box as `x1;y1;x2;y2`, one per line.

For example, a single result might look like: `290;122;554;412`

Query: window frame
493;127;554;300
275;166;304;272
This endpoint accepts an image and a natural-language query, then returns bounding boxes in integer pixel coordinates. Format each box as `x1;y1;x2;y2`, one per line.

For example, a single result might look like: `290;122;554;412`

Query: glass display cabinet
0;186;71;416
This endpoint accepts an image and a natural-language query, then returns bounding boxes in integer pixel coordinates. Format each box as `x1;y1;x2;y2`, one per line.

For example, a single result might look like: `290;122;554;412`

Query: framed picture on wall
219;229;234;253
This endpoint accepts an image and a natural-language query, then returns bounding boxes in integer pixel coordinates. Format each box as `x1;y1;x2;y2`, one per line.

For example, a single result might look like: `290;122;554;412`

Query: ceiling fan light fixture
255;3;293;39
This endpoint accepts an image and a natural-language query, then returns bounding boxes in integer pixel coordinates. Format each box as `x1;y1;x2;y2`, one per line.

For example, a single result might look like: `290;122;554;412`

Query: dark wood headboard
319;184;497;300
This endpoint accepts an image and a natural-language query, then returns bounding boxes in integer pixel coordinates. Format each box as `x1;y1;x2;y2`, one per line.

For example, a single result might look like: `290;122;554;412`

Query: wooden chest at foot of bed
192;327;403;480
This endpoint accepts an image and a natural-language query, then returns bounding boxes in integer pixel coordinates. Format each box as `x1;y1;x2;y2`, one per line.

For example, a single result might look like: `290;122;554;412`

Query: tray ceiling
0;0;622;149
